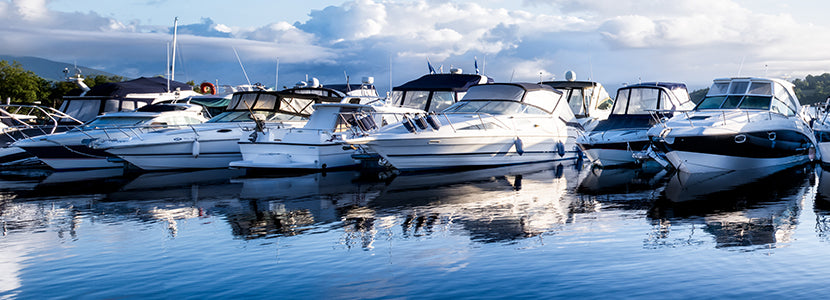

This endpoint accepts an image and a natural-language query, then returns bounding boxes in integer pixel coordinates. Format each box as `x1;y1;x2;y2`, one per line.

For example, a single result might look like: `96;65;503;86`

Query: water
1;161;830;299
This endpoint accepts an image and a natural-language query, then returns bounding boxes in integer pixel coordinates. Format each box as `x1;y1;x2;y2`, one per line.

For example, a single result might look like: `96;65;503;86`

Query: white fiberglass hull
665;150;810;173
364;135;576;171
583;148;639;167
230;142;357;170
820;142;830;165
106;138;243;170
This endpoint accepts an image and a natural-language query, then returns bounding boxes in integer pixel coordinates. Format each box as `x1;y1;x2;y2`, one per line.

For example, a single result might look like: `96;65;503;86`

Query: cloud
4;0;830;93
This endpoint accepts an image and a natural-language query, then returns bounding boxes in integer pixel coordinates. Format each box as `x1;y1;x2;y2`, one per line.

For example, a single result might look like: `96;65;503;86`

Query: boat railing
0;104;85;143
340;110;562;137
72;123;213;142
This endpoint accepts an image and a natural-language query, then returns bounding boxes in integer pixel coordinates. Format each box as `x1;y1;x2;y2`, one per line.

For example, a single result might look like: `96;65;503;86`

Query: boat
345;82;580;171
539;71;614;131
229;102;422;171
229;72;490;172
348;70;493;168
809;99;830;164
577;82;695;167
93;83;362;171
13;102;210;170
648;77;817;173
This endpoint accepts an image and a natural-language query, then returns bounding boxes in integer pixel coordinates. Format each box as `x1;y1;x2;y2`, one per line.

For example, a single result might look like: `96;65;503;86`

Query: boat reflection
813;165;830;242
575;164;669;209
364;161;594;244
648;165;813;250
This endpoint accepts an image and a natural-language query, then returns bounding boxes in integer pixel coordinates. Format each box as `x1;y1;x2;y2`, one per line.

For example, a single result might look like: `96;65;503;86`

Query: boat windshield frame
613;86;683;115
694;79;798;116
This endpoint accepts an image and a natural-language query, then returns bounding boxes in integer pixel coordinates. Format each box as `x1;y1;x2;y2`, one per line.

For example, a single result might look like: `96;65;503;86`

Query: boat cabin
541;80;614;118
695;77;801;116
59;76;199;124
207;88;344;123
612;82;694;115
390;73;493;112
442;83;571;117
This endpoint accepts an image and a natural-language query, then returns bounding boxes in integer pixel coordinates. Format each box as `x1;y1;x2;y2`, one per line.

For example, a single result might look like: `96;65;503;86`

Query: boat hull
365;135;576;171
106;138;242;170
665;150;810;173
230;142;357;170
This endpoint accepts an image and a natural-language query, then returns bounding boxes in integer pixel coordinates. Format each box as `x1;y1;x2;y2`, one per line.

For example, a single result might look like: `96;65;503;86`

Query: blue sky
3;0;830;94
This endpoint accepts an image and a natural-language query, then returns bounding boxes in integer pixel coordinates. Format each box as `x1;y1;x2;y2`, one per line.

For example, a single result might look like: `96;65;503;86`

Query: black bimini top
394;74;492;92
84;76;192;98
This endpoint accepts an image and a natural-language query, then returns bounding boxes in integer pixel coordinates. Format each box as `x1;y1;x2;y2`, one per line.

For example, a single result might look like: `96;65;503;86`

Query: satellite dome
565;70;576;82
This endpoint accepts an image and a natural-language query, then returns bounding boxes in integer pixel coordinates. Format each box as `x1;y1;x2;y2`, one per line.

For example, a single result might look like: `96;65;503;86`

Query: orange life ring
200;82;217;95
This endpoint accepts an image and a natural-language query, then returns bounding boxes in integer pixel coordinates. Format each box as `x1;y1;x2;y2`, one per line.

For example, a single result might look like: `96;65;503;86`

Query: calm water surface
1;161;830;299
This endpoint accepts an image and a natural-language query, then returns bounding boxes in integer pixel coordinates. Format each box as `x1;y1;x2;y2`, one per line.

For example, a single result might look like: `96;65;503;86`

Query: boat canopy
541;80;614;117
390;73;493;112
84;77;192;97
612;82;694;115
695;77;800;116
209;88;344;123
443;83;569;116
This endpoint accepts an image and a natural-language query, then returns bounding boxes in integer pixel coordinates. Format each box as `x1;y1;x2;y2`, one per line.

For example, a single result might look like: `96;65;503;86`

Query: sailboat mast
171;17;179;84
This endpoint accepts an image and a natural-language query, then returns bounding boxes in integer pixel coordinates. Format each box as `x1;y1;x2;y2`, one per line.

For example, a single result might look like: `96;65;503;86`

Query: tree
0;60;51;104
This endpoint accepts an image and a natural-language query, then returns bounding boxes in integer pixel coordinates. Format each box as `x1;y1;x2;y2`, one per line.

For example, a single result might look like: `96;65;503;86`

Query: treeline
0;59;200;108
0;60;126;108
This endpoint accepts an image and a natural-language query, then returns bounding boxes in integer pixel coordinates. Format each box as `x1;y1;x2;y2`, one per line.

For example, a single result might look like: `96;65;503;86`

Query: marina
1;161;830;298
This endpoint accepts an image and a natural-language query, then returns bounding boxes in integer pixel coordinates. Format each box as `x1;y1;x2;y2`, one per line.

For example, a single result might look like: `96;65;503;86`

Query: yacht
809;100;830;164
540;71;614;131
229;103;422;171
0;75;201;166
13;102;210;170
647;77;817;173
345;83;580;171
578;82;695;167
231;72;493;172
349;70;493;167
93;84;362;170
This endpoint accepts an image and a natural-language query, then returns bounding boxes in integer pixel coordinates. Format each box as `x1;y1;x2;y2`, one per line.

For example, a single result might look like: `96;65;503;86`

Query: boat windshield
206;111;308;123
695;80;795;115
463;85;525;101
74;116;156;130
442;100;548;115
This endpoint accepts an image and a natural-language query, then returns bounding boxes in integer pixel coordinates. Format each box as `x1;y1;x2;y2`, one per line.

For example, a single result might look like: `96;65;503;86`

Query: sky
3;0;830;94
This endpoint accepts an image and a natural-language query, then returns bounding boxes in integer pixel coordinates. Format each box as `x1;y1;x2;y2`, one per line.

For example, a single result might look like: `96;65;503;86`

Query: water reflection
649;166;814;250
366;161;591;244
576;165;669;210
813;165;830;242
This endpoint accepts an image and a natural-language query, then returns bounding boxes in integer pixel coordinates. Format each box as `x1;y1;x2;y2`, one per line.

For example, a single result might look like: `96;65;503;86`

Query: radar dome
565;70;576;82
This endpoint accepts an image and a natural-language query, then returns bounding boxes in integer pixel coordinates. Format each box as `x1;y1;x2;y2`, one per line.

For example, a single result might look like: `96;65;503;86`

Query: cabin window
105;100;120;112
523;90;559;113
402;91;431;110
696;96;725;109
389;91;404;106
771;98;795;116
429;91;455;112
613;89;629;114
281;97;316;115
253;93;278;110
774;84;799;113
748;82;772;95
626;88;659;114
481;101;524;114
122;101;136;111
62;100;102;122
708;83;729;95
521;105;548;115
463;85;525;101
737;96;771;110
728;81;749;94
659;91;676;110
443;101;484;113
568;89;587;116
234;93;259;110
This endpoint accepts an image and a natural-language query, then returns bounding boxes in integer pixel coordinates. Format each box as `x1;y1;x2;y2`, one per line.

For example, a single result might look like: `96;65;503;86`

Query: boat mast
170;17;179;92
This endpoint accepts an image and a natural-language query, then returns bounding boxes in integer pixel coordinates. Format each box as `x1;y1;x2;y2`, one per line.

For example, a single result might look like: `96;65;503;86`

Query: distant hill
0;54;120;82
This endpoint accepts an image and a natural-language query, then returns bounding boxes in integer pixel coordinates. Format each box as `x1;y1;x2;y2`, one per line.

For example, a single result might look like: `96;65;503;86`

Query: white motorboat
578;82;695;167
808;100;830;164
94;84;363;170
540;71;614;131
541;73;615;159
13;102;210;170
346;83;580;171
230;103;421;171
648;77;817;173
